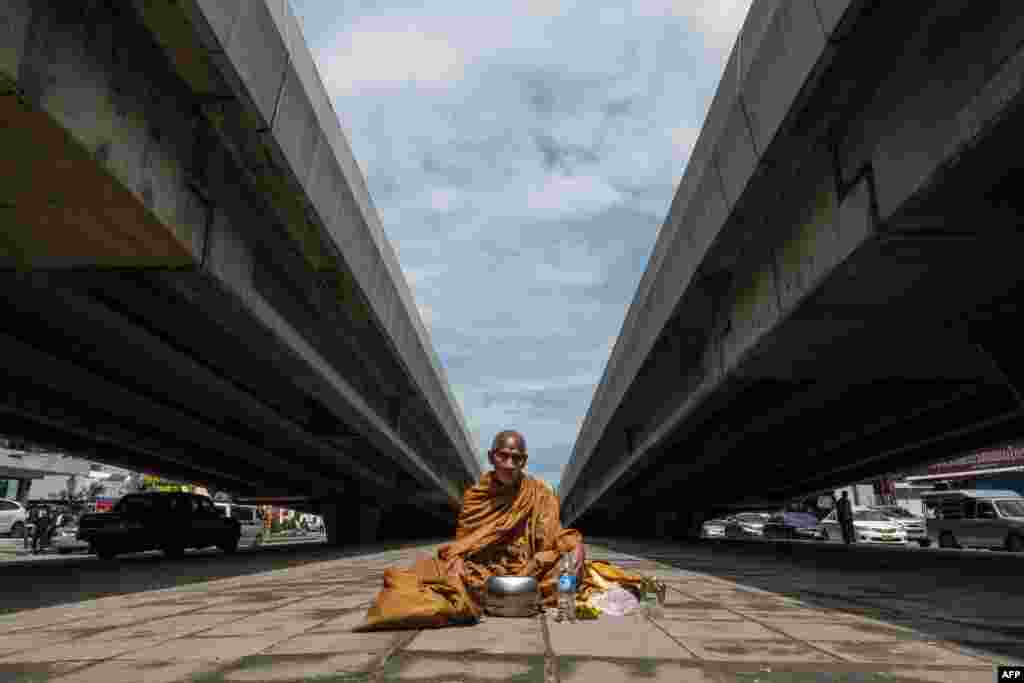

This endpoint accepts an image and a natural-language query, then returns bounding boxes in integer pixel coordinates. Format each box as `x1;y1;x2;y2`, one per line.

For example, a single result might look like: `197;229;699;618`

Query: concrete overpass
561;0;1024;537
1;0;480;543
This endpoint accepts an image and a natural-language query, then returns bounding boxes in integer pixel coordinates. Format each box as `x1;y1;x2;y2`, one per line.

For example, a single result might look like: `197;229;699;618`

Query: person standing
837;491;855;545
32;507;52;554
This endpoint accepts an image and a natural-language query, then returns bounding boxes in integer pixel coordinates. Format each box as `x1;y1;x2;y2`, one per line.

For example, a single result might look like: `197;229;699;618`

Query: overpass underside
1;1;478;543
564;0;1024;537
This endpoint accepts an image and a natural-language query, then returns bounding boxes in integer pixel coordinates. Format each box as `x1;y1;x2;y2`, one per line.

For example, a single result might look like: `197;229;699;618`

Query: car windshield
735;513;766;523
853;510;891;522
783;513;818;527
994;500;1024;517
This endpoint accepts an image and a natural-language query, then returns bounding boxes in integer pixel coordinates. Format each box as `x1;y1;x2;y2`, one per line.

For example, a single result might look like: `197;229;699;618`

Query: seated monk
439;429;586;607
354;429;645;632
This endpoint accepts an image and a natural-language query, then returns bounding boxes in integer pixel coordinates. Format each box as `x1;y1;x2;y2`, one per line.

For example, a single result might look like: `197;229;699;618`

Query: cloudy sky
287;0;753;488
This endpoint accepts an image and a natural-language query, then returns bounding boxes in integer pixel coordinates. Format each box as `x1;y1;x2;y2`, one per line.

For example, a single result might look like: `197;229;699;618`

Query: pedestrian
837;491;855;545
23;507;37;550
32;507;52;554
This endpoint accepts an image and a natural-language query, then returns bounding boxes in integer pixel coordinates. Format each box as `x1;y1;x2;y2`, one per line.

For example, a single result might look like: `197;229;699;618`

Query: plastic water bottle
556;552;577;622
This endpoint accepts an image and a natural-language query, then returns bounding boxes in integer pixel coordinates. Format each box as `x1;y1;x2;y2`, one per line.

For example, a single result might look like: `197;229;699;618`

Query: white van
921;490;1024;552
214;503;262;544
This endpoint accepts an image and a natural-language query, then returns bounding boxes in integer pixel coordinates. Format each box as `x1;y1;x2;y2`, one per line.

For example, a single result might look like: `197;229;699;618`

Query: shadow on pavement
0;537;443;614
594;536;1024;663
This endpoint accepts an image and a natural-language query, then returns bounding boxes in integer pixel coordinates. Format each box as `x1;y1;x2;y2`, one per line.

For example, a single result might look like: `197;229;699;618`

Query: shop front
904;444;1024;495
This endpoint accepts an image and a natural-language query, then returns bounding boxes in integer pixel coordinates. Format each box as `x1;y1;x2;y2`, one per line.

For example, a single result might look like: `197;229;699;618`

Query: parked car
701;517;732;538
762;511;825;540
0;498;27;537
821;507;909;545
214;502;263;544
921;489;1024;552
869;505;930;547
724;513;771;538
78;491;241;560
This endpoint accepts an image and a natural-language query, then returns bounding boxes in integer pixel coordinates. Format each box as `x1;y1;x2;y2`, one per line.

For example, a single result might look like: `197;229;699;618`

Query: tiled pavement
0;540;1014;682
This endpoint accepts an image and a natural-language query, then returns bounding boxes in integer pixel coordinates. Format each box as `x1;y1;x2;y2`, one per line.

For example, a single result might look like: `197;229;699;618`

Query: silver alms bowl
484;576;539;617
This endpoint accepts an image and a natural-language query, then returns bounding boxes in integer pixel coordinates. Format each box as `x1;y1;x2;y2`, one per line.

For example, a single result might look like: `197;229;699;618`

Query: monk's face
489;434;527;486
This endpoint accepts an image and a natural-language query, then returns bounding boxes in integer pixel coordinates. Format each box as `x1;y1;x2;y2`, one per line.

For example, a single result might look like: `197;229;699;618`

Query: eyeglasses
491;450;527;466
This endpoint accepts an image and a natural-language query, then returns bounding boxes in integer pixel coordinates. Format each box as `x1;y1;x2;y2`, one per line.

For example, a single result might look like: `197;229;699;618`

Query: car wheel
939;531;959;549
1006;534;1024;553
94;544;117;560
918;539;931;548
10;521;24;538
821;529;830;542
217;534;240;554
162;543;185;559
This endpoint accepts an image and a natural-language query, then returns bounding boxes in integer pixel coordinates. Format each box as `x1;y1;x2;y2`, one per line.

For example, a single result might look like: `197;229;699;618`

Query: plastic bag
590;585;640;616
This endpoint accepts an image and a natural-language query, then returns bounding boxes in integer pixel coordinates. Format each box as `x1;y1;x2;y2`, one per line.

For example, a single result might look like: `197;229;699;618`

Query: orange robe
354;472;645;631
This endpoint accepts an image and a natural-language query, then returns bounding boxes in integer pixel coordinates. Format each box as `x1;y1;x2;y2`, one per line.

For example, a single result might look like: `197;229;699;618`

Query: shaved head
491;430;526;453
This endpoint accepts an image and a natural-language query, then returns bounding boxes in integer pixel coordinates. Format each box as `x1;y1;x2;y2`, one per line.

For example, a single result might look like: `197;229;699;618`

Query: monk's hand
446;556;465;579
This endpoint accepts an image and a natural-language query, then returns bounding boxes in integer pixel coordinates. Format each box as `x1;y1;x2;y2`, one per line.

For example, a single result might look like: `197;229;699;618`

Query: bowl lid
485;576;539;595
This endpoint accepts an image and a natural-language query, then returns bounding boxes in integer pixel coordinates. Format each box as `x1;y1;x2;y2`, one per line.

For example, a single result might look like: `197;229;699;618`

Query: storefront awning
905;465;1024;482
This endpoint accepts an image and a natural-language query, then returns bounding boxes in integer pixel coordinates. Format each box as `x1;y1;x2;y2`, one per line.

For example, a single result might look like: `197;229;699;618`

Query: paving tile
383;654;543;681
559;659;717;683
221;653;378;681
656;619;784;641
548;614;693;659
680;639;838;663
48;658;222;683
71;613;243;642
408;616;545;655
0;630;78;657
203;613;324;638
770;622;920;642
809;640;991;666
119;635;286;662
265;629;401;655
192;599;297;614
307;610;372;632
657;608;746;621
0;610;98;633
0;635;170;663
274;593;372;611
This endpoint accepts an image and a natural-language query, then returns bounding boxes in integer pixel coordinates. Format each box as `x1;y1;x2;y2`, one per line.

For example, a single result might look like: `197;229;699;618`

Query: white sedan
821;507;909;545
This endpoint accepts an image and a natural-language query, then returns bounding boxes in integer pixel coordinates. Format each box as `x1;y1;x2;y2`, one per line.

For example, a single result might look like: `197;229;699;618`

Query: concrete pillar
654;511;679;540
322;499;388;546
357;503;383;544
15;478;32;502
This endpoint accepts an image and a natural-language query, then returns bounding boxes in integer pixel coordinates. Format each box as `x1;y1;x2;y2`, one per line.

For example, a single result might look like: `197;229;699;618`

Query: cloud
527;174;622;217
318;26;464;96
636;0;754;52
288;0;738;489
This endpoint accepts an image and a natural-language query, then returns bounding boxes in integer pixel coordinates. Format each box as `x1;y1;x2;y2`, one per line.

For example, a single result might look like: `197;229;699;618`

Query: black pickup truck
78;491;241;560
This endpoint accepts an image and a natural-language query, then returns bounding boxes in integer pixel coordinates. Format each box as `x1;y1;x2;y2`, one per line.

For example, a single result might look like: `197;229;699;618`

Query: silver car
923;490;1024;552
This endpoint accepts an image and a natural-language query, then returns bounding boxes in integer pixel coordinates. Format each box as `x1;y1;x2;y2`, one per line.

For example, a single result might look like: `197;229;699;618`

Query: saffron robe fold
354;472;646;631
